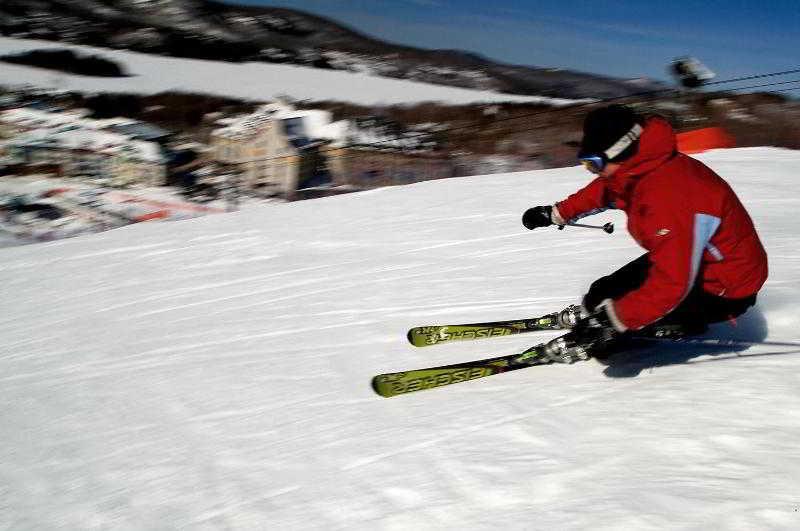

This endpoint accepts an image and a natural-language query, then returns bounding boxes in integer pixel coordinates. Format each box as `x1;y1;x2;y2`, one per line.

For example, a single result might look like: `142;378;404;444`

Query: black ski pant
583;253;757;332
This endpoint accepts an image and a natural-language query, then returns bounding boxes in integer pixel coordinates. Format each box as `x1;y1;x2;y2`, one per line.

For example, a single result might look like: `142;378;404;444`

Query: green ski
407;313;564;347
373;345;554;398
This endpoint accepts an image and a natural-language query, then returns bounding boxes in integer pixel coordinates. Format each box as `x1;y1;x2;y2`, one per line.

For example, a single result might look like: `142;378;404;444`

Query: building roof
211;102;356;153
105;122;172;142
6;126;164;164
209;101;434;153
212;102;291;140
1;107;165;163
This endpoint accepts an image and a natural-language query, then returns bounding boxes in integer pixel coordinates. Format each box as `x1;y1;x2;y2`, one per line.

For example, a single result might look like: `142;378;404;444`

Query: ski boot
540;333;592;364
556;304;589;329
540;325;618;363
542;305;623;363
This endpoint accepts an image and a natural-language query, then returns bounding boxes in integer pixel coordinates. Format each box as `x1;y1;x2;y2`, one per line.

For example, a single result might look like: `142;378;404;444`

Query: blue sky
232;0;799;83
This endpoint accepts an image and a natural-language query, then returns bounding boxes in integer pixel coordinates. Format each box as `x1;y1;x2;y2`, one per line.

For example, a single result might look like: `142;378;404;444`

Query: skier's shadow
601;306;800;378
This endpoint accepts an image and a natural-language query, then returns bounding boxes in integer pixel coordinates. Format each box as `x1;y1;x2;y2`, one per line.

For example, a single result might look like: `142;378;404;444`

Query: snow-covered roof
91;117;136;128
213;102;354;144
281;109;332;137
1;107;90;130
105;121;172;141
211;103;422;149
315;120;349;146
6;126;164;163
100;138;164;163
212;102;295;140
4;127;53;146
1;107;164;162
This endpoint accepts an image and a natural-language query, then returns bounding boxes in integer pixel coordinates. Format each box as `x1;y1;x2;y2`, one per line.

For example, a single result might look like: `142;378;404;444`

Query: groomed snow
1;147;799;529
0;37;579;106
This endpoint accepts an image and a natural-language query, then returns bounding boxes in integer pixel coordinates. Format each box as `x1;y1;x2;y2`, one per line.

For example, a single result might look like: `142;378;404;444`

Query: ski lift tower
670;56;716;89
668;56;717;127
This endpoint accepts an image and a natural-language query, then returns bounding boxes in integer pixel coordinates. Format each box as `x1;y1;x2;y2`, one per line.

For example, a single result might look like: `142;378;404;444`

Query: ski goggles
578;123;643;174
579;155;606;173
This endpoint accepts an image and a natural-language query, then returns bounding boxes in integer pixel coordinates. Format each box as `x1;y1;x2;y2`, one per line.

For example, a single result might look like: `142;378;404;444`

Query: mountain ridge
1;0;666;99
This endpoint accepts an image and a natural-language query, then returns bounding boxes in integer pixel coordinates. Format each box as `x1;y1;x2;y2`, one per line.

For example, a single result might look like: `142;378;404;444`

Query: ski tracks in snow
341;370;631;471
2;151;800;528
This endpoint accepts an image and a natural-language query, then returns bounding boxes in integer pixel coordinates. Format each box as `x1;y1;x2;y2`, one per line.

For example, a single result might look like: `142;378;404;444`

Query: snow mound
1;147;799;529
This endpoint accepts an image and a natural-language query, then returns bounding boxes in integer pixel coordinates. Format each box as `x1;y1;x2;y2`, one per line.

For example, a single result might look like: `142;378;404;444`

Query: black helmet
578;105;643;163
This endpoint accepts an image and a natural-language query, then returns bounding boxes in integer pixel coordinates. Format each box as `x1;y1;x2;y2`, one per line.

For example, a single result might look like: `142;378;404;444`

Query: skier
521;105;768;362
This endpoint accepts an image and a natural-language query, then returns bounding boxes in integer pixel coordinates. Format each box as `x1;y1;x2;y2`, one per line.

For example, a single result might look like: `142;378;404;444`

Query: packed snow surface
1;148;800;529
0;37;576;106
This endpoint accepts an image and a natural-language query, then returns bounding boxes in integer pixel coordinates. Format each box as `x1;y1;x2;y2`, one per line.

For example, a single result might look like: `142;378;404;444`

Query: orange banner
677;127;736;154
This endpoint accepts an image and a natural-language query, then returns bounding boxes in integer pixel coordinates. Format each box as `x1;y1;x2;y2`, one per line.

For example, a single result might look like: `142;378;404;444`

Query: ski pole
639;336;800;349
558;222;614;234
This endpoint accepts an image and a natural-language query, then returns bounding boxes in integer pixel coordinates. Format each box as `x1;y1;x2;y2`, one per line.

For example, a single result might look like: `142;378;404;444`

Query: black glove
582;290;603;314
522;205;553;230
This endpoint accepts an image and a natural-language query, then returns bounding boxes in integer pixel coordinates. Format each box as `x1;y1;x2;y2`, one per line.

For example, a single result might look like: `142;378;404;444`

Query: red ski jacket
554;116;768;331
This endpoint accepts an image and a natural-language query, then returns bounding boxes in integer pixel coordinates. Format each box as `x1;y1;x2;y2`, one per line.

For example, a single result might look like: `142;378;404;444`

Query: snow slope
1;147;799;529
0;37;577;106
